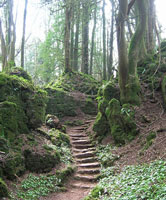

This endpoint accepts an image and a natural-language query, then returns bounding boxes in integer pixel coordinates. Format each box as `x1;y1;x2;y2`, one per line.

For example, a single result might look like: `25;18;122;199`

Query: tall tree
90;0;97;75
108;0;115;79
0;0;16;71
117;0;147;104
81;0;90;74
21;0;28;68
64;0;72;73
73;0;80;71
102;0;106;80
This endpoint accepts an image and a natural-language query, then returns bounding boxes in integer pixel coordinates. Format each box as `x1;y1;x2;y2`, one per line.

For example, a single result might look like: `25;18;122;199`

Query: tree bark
90;0;97;75
64;0;72;73
21;0;28;68
108;0;115;79
102;0;106;80
81;0;89;74
117;0;128;101
73;0;80;71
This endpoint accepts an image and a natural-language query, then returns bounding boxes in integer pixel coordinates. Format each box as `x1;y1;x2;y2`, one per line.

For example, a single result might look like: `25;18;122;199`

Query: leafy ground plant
85;160;166;200
10;166;73;200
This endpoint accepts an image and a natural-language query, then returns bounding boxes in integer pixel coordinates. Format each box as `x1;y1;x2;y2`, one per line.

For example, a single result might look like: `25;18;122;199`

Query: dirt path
40;118;100;200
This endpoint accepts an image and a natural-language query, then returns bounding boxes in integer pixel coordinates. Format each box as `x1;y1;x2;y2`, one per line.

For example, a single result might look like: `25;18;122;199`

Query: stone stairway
68;119;100;189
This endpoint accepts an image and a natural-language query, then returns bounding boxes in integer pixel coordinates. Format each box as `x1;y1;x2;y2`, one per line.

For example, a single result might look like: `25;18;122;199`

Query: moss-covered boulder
0;72;47;139
106;98;138;144
47;129;70;147
49;71;100;95
9;67;32;81
103;81;120;101
0;153;25;180
46;88;77;118
23;149;60;173
93;112;109;136
80;97;97;115
0;178;9;198
46;114;61;128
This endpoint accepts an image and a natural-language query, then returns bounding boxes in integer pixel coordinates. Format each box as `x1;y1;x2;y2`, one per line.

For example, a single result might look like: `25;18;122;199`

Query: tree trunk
146;0;156;54
108;0;115;79
73;0;80;71
127;0;147;104
90;0;97;75
0;18;7;70
70;3;74;69
81;0;89;74
21;0;28;68
117;0;128;102
102;0;106;80
64;0;72;73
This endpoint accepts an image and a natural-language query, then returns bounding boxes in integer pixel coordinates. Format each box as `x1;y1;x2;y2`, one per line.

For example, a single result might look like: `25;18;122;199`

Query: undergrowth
85;160;166;200
10;166;73;200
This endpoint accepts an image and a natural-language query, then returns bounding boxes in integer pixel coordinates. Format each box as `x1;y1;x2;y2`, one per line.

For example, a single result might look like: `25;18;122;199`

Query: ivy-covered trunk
127;0;147;104
117;0;147;105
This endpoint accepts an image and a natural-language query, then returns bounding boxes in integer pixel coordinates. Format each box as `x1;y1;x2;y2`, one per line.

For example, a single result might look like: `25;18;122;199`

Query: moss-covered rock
49;71;100;95
0;178;9;198
81;98;97;115
93;112;109;136
103;81;120;101
23;149;60;173
46;114;61;129
0;72;47;138
1;153;25;180
48;129;70;147
46;88;77;118
9;67;32;81
106;98;138;144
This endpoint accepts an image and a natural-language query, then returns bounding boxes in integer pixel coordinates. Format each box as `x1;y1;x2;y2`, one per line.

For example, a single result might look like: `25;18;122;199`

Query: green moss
23;149;60;173
84;186;104;200
48;129;70;146
81;98;97;115
0;178;9;198
146;131;156;142
9;67;32;81
0;72;47;135
98;99;108;114
106;98;138;144
46;88;77;118
93;112;109;136
1;153;25;180
103;81;120;101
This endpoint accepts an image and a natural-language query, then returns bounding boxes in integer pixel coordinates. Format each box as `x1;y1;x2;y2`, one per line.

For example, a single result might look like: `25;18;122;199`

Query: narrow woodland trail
41;118;100;200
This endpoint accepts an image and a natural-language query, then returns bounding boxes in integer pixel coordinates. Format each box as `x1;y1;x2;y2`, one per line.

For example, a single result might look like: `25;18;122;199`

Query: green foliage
96;145;119;168
10;166;73;200
88;160;166;200
0;178;9;198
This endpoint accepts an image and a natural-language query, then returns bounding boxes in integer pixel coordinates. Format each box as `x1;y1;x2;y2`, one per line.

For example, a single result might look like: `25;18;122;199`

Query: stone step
77;167;100;175
69;134;87;138
76;157;98;163
72;140;91;145
72;147;96;153
73;144;94;149
74;151;95;159
71;137;89;141
70;180;96;189
74;174;98;182
84;120;94;124
77;162;100;168
72;127;86;131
